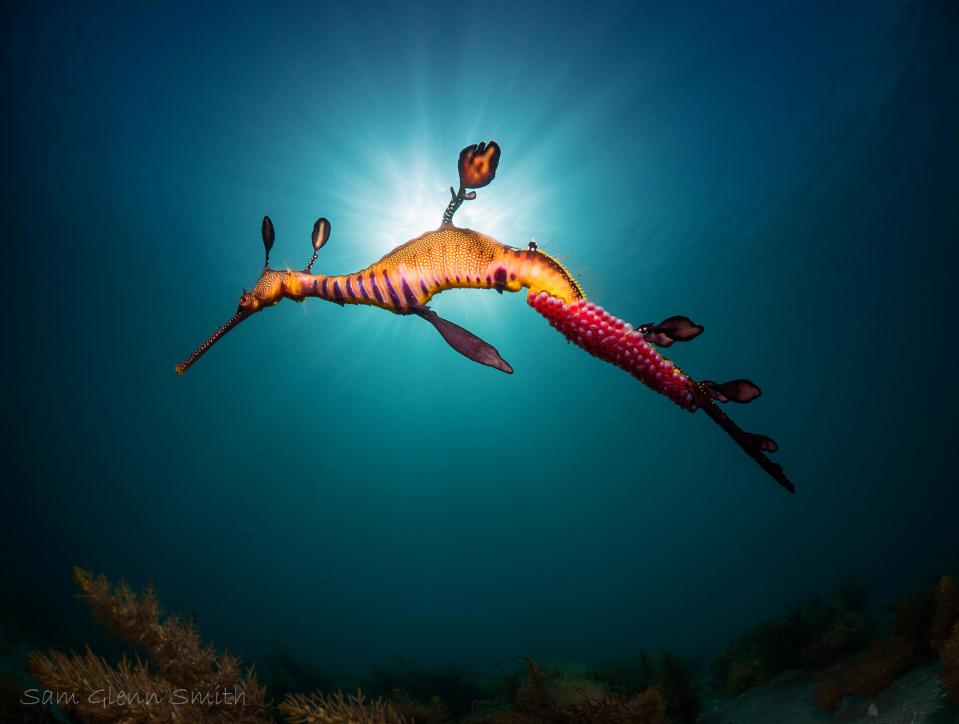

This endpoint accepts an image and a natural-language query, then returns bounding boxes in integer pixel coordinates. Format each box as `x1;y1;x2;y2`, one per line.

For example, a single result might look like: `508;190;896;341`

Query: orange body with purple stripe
282;226;584;310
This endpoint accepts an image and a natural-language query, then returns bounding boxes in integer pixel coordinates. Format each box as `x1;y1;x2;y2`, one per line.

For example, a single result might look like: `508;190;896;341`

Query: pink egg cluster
528;291;697;411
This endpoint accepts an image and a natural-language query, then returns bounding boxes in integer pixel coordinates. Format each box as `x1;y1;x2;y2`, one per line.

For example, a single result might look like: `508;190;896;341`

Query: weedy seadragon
177;142;793;492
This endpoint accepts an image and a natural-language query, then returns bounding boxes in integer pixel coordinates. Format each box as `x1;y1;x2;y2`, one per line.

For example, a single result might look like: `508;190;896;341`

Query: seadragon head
175;216;329;374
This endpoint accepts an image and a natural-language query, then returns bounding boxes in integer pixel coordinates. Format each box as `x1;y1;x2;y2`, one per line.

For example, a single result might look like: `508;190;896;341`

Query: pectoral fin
413;307;513;374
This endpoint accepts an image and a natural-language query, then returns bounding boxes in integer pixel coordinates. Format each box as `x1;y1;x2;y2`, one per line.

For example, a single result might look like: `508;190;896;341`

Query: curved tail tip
695;388;795;493
769;461;795;493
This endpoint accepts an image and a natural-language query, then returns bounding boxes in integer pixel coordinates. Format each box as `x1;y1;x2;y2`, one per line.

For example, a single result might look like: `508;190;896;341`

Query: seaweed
931;575;959;653
628;687;669;724
942;621;959;705
279;689;410;724
259;641;333;705
711;579;873;695
657;652;699;724
809;575;951;714
841;583;936;699
721;657;770;694
587;648;656;698
362;658;486;719
28;567;271;723
710;606;805;693
845;634;918;698
24;564;953;722
888;584;936;654
637;648;655;694
800;611;872;667
387;689;449;724
559;687;669;724
511;658;552;715
463;658;670;724
812;665;845;714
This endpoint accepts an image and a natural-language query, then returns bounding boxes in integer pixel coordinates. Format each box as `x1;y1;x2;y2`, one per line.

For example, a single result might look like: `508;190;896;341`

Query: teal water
3;0;958;680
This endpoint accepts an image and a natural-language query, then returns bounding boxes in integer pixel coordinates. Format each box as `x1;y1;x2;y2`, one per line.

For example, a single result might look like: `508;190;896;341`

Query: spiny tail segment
528;290;793;493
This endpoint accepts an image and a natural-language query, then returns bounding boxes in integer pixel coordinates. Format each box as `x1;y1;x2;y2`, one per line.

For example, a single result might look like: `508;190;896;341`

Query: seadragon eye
237;292;255;313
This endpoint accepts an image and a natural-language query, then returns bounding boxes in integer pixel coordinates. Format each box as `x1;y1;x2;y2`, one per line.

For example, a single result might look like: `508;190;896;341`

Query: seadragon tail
695;393;794;492
528;290;793;492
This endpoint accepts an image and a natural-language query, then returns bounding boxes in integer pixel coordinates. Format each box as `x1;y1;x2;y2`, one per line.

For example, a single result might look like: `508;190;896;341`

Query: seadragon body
281;226;583;313
177;142;793;492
